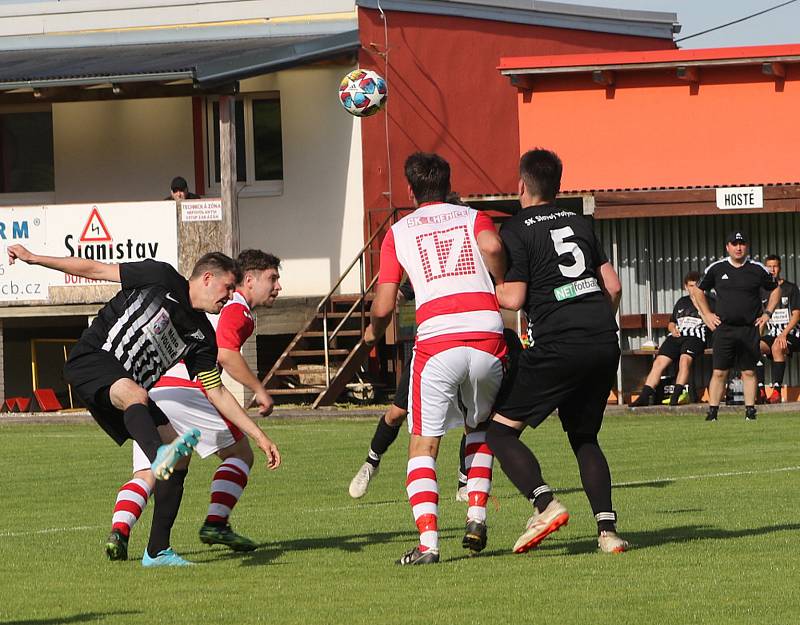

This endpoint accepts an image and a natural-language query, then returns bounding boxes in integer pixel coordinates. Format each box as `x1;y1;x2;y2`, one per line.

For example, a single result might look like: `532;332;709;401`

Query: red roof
499;42;800;72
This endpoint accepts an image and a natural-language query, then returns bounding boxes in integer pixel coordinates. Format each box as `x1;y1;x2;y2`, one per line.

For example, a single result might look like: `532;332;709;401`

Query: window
0;109;54;194
206;94;283;195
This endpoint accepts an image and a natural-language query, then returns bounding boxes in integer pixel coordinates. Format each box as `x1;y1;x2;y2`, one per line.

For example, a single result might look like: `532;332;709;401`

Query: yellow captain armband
196;368;223;391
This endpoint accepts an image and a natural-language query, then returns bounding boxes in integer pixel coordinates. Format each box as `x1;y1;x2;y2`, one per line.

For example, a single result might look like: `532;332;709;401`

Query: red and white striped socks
465;431;493;523
206;458;250;525
111;478;151;537
406;456;439;552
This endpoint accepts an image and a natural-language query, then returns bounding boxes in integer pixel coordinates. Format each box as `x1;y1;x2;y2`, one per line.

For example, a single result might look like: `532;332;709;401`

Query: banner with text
1;201;178;302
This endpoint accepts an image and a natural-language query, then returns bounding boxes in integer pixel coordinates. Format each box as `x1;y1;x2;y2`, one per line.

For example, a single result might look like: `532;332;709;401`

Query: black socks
366;416;402;468
147;469;188;557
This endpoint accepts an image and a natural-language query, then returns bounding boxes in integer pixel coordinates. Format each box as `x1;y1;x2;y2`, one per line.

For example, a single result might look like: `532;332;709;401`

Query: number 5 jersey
499;204;618;345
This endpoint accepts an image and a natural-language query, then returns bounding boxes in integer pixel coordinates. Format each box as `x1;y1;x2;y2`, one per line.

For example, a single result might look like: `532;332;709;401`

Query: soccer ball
339;69;387;117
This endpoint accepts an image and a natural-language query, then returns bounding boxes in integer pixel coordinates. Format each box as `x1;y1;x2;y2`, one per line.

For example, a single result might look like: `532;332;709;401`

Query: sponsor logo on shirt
406;209;468;228
721;274;729;279
145;308;187;365
554;277;600;301
189;329;205;341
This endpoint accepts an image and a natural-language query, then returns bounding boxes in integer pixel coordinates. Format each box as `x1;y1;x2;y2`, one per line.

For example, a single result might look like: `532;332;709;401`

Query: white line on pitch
0;525;101;538
612;465;800;488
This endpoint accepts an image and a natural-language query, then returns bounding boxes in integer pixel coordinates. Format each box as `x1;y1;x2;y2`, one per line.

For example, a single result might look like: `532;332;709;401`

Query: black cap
726;230;747;244
170;176;189;192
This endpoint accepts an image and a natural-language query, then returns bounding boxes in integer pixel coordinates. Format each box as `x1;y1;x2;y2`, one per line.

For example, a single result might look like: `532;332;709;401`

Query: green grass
1;412;799;625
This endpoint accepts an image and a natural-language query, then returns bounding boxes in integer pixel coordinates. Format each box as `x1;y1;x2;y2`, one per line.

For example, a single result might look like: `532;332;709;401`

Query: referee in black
691;231;779;421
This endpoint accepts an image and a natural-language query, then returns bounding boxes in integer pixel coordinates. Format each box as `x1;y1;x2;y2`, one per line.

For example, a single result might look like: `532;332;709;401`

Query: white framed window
0;103;55;205
205;93;284;197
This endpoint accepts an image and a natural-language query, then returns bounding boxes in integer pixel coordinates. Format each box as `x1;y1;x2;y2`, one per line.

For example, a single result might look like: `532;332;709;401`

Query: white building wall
236;66;364;297
45;66;364;297
52;98;195;203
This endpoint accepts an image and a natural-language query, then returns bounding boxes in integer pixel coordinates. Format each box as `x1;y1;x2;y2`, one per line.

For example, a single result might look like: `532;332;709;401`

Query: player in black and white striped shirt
631;271;712;406
7;245;281;566
756;254;800;403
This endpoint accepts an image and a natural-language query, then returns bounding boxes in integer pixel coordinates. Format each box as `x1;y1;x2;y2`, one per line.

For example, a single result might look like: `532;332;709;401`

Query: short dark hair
764;254;781;265
683;270;701;285
190;251;241;283
404;152;451;204
519;149;562;201
445;191;470;207
170;176;189;192
237;249;281;278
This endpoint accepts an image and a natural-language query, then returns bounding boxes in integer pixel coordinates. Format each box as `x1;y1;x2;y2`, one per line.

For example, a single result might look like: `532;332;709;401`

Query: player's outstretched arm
217;348;274;416
7;244;121;282
205;384;281;469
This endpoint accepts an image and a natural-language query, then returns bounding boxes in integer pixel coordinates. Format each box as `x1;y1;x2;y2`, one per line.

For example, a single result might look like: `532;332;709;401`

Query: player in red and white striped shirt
365;152;508;565
105;250;282;563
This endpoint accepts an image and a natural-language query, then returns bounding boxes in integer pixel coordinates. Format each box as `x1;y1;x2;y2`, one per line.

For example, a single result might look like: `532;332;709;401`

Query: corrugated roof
357;0;679;39
0;29;360;89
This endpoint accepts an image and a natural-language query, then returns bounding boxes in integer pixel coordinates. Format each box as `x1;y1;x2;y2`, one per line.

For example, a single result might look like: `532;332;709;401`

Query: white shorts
408;337;506;438
132;385;244;472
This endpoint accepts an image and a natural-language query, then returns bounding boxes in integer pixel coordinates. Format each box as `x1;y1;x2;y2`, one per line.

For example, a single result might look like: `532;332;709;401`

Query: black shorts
762;333;800;355
393;365;411;411
492;339;620;435
64;350;168;445
657;335;705;361
712;325;760;371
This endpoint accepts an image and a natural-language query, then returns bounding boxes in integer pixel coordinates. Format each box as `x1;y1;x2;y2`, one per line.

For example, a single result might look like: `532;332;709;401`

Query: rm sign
716;186;763;210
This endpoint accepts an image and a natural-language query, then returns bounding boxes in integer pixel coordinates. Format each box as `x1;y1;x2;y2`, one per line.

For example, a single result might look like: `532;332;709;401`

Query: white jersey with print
383;202;503;343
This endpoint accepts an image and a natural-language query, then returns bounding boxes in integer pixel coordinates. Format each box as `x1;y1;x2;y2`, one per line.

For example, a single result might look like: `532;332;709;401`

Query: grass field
2;411;799;625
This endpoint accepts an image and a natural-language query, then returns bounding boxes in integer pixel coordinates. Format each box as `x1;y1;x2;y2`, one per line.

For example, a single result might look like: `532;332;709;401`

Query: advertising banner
0;201;178;303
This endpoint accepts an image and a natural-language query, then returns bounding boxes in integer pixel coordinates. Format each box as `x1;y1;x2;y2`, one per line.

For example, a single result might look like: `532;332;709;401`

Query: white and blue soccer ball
339;69;388;117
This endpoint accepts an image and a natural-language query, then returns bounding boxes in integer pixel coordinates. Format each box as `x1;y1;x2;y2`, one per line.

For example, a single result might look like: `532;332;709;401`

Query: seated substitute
756;254;800;404
631;271;711;407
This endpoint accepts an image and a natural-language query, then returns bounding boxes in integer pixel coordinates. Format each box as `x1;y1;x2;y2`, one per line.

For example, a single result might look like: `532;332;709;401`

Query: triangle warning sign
79;207;112;242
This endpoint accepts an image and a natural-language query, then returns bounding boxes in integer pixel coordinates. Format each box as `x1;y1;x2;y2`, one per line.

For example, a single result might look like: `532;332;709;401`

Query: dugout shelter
499;43;800;402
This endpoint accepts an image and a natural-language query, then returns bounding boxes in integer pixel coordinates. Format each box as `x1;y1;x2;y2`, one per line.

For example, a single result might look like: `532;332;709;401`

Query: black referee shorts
762;333;800;355
64;350;168;445
712;324;760;371
492;339;620;435
657;335;705;361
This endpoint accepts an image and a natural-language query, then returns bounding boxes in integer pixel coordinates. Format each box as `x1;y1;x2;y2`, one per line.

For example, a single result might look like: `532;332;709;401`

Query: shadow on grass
532;522;800;556
1;611;141;625
187;526;468;566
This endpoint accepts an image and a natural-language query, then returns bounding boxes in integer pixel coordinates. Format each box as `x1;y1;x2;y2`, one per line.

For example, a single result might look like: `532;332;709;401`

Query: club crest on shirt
151;310;170;335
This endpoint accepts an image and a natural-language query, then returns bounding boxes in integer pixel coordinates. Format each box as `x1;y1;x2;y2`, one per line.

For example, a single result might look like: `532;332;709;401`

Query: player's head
683;270;701;290
237;249;282;308
404;152;451;206
170;176;189;201
725;230;748;261
764;254;781;279
189;252;241;313
519;149;562;203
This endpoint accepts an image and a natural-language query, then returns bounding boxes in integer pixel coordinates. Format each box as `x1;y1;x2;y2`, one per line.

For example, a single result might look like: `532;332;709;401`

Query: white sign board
716;186;763;210
181;199;222;222
0;201;178;301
